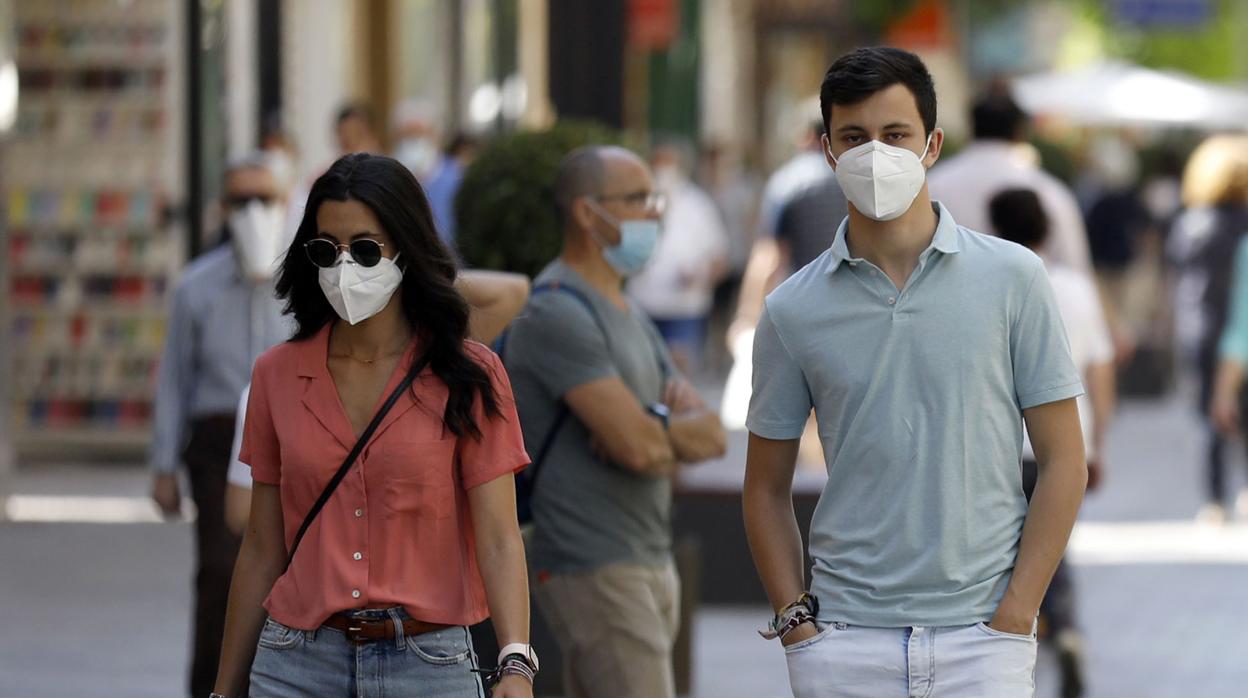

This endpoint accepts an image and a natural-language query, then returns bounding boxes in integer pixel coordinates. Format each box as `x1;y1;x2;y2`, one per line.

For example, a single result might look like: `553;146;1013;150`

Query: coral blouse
241;323;529;630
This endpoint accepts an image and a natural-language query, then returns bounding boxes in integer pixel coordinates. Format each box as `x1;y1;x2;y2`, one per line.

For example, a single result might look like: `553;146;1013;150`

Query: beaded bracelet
759;592;820;640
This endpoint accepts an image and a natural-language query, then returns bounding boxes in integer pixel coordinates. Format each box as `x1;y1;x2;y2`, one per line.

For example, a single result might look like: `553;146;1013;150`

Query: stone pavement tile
0;522;189;698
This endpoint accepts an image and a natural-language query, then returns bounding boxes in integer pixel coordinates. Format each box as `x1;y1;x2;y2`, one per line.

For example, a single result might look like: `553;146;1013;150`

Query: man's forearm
999;454;1087;622
744;487;807;611
743;436;807;612
668;411;727;463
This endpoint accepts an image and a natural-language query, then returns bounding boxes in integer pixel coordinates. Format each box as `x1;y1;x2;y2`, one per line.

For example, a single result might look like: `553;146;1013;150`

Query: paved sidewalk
3;394;1248;697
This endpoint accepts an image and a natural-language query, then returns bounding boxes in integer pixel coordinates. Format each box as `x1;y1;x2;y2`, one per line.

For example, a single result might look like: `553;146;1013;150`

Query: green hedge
454;121;623;278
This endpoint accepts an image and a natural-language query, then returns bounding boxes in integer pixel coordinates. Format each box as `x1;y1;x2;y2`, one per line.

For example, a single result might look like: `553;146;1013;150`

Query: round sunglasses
304;238;387;268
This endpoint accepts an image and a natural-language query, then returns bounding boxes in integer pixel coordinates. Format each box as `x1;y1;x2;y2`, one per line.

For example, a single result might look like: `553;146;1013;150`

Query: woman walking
1169;135;1248;523
212;153;536;697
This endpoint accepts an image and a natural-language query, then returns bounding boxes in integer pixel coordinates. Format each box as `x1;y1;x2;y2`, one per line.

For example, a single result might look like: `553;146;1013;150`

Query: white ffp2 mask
829;134;933;221
230;200;290;280
317;252;403;325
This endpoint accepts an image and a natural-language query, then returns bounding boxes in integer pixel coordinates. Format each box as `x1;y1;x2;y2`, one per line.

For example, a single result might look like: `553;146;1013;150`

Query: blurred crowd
153;65;1248;697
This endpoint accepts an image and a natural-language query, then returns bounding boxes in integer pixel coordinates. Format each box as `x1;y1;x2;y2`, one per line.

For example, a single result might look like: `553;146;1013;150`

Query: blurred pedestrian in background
990;187;1116;698
697;138;761;291
148;153;293;698
1080;136;1158;342
1169;135;1248;523
1211;215;1248;523
213;154;535;698
627;138;730;375
334;101;382;157
928;88;1092;273
722;122;840;442
391;98;442;180
422;132;480;248
503;145;726;698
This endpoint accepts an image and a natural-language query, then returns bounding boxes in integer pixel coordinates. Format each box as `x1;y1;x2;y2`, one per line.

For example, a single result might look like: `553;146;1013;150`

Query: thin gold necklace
329;341;410;364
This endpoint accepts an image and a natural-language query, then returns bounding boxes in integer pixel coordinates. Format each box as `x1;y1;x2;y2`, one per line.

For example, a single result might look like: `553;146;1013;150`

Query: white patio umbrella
1011;60;1248;130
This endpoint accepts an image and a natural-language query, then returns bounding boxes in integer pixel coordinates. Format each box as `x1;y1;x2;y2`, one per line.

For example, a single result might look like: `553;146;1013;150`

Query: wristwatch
646;403;671;430
498;642;540;672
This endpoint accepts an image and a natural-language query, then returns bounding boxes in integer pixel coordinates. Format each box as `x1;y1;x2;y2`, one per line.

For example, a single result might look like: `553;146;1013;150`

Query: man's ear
924;128;944;168
571;196;597;234
821;133;837;171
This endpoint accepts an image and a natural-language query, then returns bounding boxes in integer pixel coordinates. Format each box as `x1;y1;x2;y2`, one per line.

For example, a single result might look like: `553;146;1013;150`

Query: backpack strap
501;280;672;522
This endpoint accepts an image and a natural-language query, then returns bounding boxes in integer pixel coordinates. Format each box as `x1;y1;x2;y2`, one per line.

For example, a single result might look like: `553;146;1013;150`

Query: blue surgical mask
587;200;661;277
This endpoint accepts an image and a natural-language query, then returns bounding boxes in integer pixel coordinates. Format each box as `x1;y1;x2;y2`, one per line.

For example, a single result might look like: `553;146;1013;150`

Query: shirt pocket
381;438;457;521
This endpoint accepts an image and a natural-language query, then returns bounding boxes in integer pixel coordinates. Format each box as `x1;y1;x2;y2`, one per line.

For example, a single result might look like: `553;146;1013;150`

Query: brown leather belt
323;613;450;644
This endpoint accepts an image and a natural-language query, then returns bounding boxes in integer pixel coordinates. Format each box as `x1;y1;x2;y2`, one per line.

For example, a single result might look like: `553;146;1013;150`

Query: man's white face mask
230;199;290;280
828;133;933;221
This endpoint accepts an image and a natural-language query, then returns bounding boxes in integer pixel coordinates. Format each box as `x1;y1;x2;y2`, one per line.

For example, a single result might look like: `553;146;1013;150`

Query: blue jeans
250;608;485;697
785;621;1037;697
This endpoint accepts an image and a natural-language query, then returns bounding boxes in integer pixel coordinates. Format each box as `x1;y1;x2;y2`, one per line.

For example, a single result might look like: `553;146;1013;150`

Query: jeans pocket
257;617;304;651
975;621;1036;642
782;622;836;654
406;628;472;666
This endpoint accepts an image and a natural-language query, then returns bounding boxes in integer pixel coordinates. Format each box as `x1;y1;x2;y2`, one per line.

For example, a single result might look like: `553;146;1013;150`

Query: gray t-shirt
504;260;674;573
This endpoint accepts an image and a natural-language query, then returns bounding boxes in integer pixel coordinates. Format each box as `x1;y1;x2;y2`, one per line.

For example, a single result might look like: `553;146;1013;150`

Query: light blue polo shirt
747;202;1083;628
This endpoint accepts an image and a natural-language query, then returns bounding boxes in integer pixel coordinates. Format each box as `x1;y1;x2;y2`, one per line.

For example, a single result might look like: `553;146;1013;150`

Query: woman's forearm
213;538;284;697
475;526;530;649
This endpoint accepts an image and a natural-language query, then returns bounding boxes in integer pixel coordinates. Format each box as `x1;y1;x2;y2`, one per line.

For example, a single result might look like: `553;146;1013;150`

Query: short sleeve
1012;264;1085;410
239;357;281;485
506;291;617;398
458;347;531;490
226;385;254;489
746;306;813;440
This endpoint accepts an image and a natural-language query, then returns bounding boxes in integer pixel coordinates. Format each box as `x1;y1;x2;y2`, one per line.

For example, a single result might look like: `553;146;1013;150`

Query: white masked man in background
148;153;294;698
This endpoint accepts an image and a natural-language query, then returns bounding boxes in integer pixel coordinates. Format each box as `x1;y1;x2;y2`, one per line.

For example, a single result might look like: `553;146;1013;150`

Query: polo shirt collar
827;201;961;274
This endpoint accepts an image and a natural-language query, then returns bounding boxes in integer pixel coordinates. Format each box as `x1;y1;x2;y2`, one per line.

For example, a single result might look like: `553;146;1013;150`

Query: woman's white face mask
827;133;933;221
317;251;404;325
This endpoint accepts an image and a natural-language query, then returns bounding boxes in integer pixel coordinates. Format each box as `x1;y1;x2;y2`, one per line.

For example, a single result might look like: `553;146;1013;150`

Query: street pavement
3;391;1248;697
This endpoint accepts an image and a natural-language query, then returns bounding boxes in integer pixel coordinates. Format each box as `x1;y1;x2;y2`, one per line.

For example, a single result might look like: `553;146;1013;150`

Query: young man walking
743;47;1088;698
503;145;726;698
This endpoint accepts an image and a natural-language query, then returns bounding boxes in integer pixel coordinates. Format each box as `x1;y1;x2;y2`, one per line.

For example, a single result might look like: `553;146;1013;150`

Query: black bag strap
285;351;431;569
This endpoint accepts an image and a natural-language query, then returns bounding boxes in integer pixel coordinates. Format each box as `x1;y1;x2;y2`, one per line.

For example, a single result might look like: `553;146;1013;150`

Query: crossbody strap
284;352;431;570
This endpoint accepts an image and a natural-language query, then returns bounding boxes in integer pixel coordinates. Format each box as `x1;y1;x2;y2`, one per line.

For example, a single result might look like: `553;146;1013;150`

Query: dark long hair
275;153;499;438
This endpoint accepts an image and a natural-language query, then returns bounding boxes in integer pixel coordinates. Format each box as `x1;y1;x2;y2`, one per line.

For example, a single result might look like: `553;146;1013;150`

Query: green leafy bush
455;120;623;278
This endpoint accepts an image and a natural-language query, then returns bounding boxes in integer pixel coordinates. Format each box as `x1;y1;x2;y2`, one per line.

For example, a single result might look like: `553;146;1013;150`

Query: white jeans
784;621;1037;698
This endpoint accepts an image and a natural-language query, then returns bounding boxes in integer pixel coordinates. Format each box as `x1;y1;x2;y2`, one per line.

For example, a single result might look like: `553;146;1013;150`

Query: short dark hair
820;47;937;137
444;132;478;157
989;187;1049;250
554;146;608;223
276;153;499;438
336;101;376;130
971;89;1026;141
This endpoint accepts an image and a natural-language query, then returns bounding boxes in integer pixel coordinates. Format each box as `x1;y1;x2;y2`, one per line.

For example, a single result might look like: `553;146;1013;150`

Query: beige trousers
532;560;681;698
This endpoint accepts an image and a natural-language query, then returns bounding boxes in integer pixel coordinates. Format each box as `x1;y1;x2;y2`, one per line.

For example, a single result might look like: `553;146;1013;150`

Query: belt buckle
346;619;377;645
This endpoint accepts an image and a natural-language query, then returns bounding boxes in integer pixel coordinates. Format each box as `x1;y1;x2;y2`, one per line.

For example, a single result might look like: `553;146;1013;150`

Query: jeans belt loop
388;608;406;650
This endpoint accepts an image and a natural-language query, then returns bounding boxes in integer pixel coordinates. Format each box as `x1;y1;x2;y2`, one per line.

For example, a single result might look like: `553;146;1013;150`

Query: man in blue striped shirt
149;154;293;698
